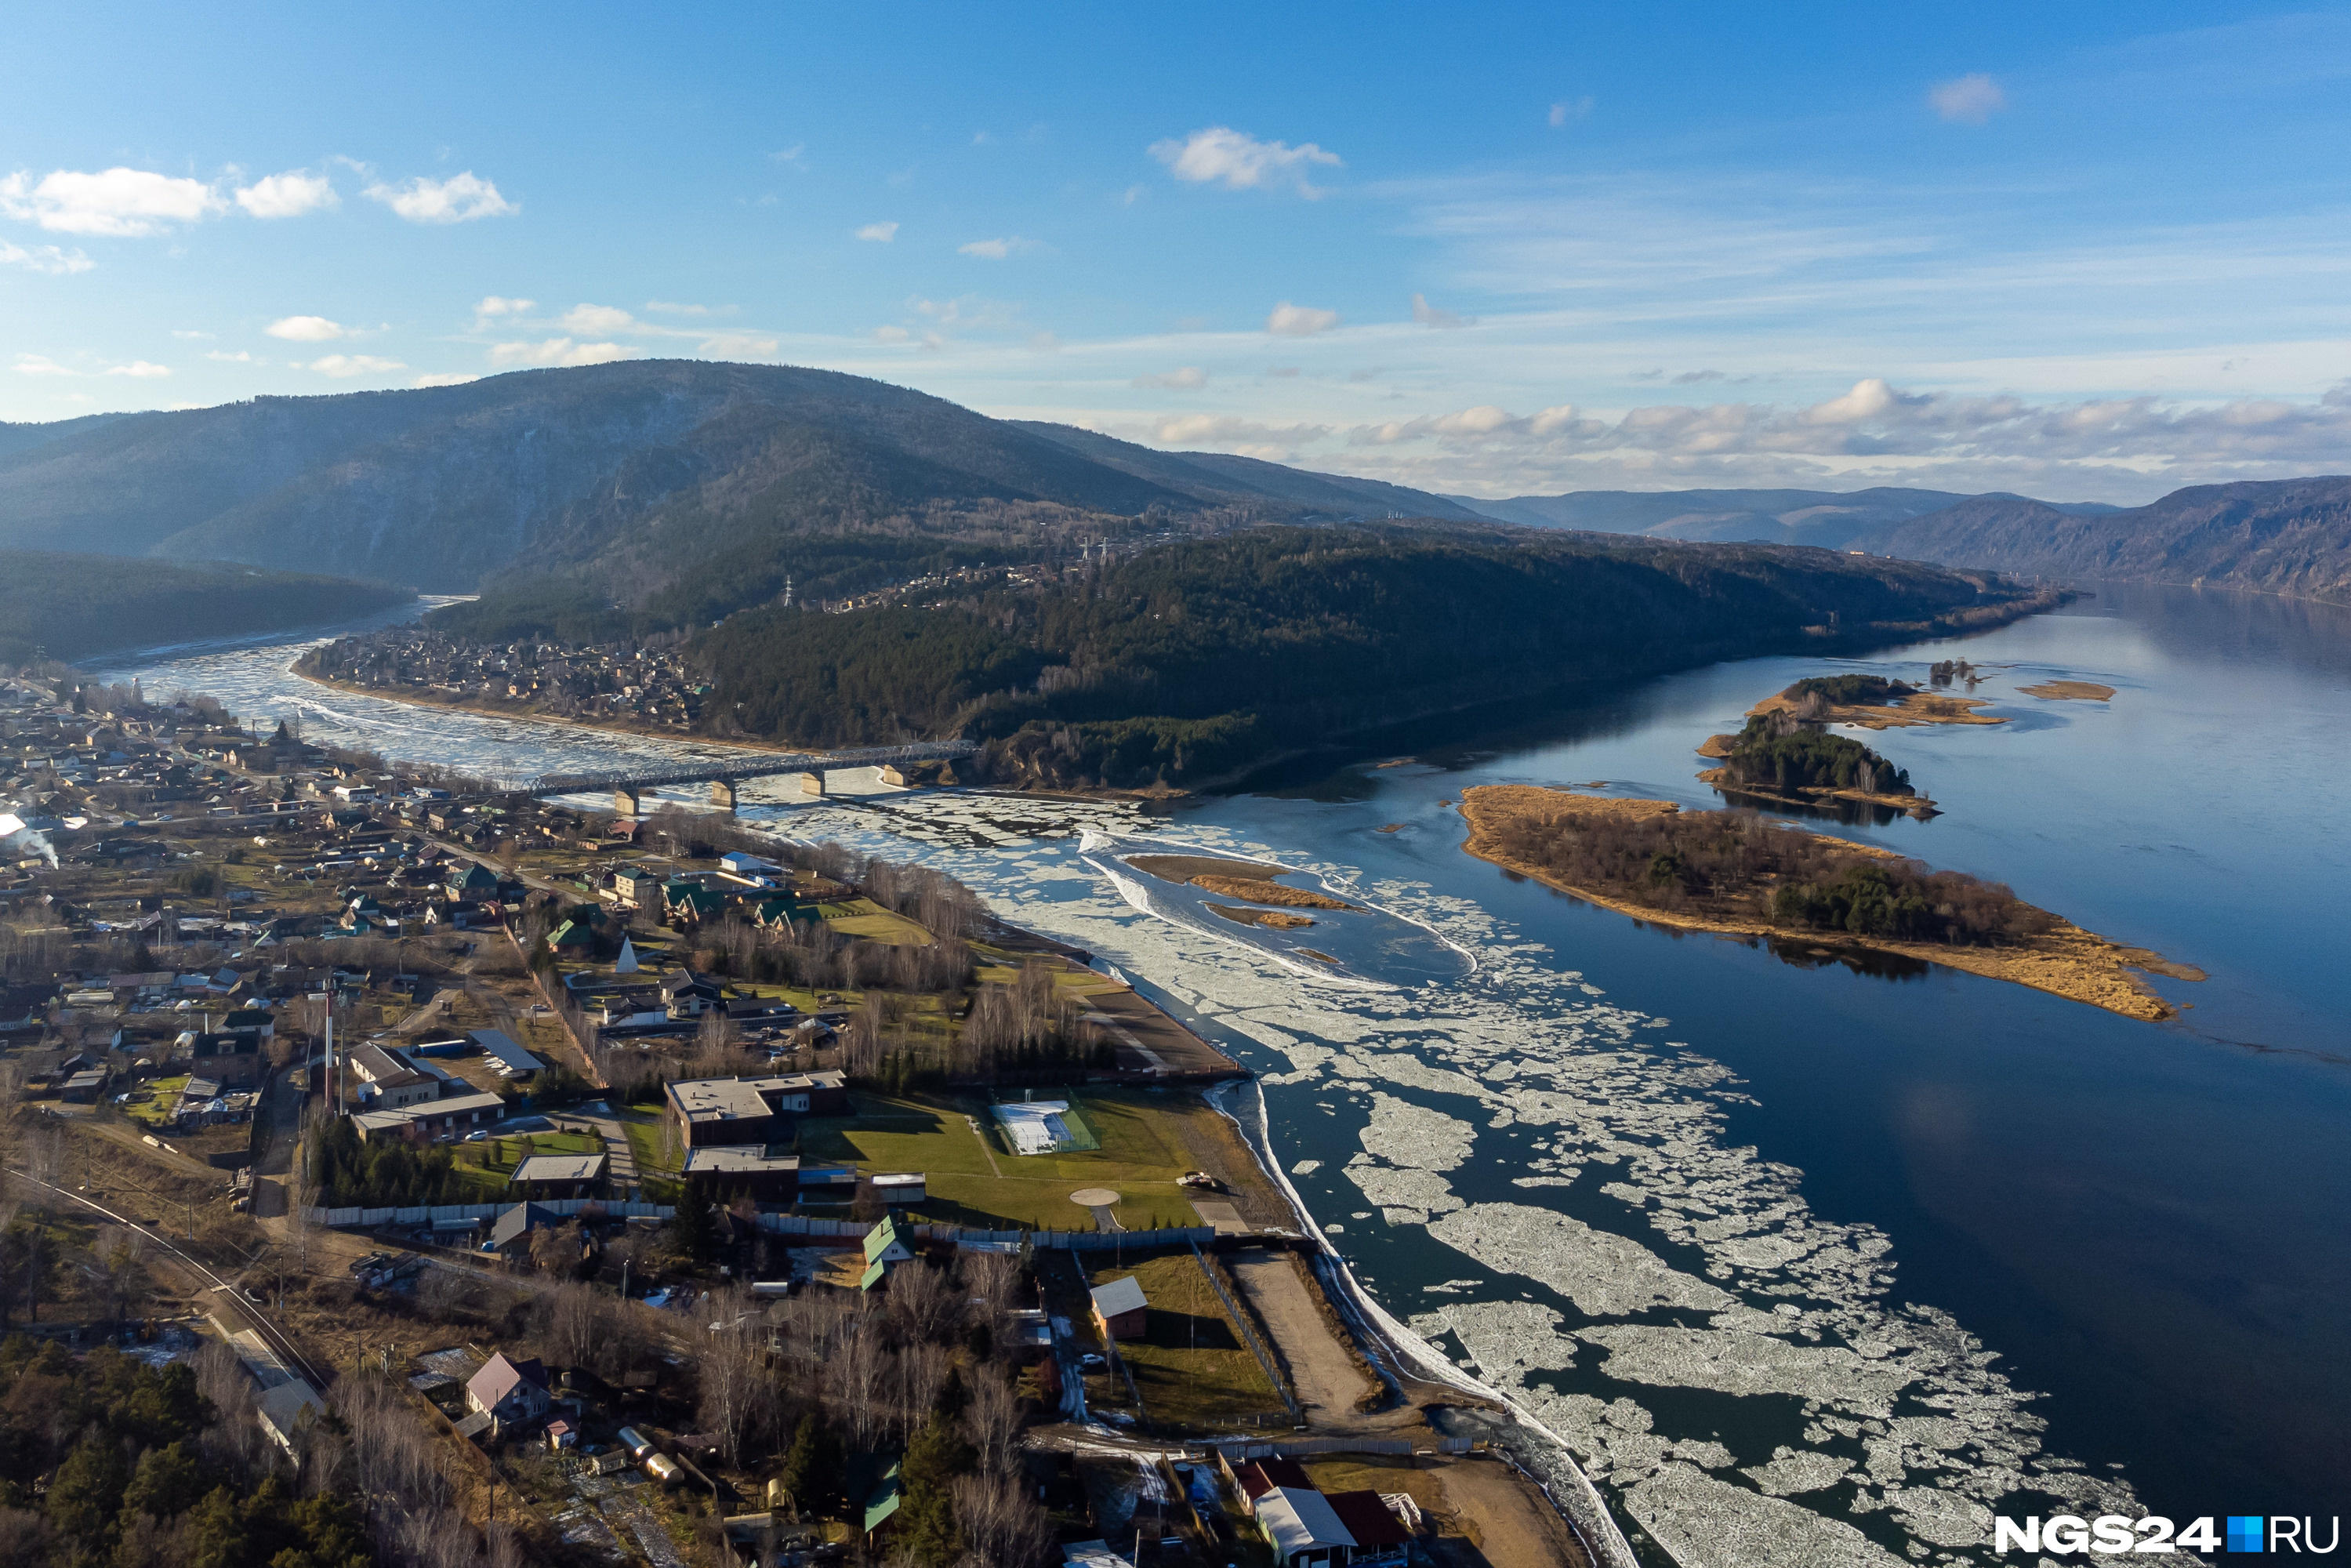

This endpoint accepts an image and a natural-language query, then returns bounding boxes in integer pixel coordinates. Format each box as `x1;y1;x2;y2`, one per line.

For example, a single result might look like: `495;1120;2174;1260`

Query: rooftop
511;1153;606;1183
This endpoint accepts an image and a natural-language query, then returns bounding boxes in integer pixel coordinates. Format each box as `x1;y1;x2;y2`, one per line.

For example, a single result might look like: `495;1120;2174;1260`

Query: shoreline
1203;1078;1643;1568
1457;785;2200;1022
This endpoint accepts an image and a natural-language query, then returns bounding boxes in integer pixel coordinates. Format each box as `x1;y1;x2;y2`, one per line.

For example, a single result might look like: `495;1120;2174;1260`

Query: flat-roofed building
509;1152;608;1199
352;1089;508;1142
664;1070;848;1149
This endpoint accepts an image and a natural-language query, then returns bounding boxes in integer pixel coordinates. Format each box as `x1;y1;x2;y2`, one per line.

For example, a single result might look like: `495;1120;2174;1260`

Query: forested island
1458;784;2200;1019
0;551;411;667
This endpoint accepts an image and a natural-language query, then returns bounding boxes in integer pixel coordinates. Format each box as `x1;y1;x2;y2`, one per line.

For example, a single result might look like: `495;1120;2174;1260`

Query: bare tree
698;1286;775;1468
894;1340;951;1439
546;1279;602;1369
886;1258;965;1345
967;1370;1023;1479
952;1472;1053;1568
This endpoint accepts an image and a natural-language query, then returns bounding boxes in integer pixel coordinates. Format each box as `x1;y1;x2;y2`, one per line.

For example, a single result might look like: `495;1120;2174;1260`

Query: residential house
1089;1276;1148;1341
488;1201;562;1258
861;1214;913;1292
664;1069;848;1149
350;1042;447;1110
1228;1459;1413;1568
509;1152;608;1200
465;1352;553;1425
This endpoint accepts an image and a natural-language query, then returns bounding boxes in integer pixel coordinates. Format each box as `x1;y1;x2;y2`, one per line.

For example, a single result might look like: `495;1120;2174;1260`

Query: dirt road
1225;1250;1376;1422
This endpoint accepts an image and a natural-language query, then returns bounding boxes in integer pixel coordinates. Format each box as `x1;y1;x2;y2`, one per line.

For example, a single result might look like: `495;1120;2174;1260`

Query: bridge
523;740;978;814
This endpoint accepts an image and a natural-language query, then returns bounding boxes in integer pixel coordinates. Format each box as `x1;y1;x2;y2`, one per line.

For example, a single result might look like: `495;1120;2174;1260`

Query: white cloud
1930;73;2007;124
206;350;255;362
1267;300;1341;336
265;314;348;342
0;240;94;274
475;295;535;317
487;337;634;368
1548;96;1595;127
364;172;517;223
769;144;807;165
697;332;778;359
1148;126;1342;198
856;221;899;242
13;354;75;376
1412;292;1474;329
103;361;171;378
1147;413;1327;456
413;372;480;387
1133;366;1208;389
171;329;212;339
873;325;911;343
307;354;405;377
644;299;714;314
562;303;637;335
958;236;1042;259
1122;184;1146;206
0;167;225;236
1029;330;1062;353
234;170;337;218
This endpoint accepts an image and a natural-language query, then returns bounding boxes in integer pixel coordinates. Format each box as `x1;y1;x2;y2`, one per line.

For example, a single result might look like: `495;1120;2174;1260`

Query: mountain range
1446;486;2121;549
1849;478;2351;603
3;361;2346;608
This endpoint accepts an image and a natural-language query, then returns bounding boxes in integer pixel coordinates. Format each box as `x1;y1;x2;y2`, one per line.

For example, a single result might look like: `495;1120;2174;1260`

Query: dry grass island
1457;784;2201;1021
2020;680;2117;701
1126;855;1355;935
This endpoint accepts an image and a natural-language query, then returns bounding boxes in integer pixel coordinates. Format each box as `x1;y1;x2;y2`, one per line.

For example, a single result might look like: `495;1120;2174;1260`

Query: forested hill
0;361;1478;595
700;529;2054;789
1853;477;2351;604
0;551;412;666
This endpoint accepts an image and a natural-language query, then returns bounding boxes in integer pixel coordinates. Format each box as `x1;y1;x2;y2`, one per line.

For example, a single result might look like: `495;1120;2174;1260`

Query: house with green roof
860;1213;913;1292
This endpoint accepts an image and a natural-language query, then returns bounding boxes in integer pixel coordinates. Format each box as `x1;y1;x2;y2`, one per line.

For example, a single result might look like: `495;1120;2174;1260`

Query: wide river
97;583;2351;1563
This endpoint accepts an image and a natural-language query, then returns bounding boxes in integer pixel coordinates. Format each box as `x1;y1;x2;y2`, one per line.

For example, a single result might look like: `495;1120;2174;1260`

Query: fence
303;1201;1218;1254
1190;1240;1302;1424
304;1198;673;1227
1209;1436;1478;1461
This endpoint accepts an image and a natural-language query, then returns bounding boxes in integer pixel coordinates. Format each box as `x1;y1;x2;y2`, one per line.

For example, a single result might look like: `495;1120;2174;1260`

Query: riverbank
1458;784;2200;1022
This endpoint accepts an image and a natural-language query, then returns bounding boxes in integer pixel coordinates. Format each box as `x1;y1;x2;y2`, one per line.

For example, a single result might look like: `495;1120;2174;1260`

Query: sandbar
1749;686;2005;730
2019;681;2115;701
1206;903;1317;930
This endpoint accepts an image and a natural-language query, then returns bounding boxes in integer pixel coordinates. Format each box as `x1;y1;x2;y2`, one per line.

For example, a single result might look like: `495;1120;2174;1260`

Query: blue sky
7;2;2351;502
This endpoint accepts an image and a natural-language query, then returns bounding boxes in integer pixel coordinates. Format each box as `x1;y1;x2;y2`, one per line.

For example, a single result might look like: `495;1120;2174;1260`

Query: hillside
698;528;2057;789
1854;477;2351;603
0;551;412;666
0;363;1475;595
1449;486;2121;549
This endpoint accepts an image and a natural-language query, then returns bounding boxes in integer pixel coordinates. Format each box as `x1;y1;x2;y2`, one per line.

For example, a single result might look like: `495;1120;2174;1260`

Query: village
0;669;1584;1568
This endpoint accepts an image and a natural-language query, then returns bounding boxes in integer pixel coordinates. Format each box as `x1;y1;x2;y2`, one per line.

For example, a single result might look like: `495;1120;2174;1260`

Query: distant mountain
1010;421;1488;520
1853;477;2351;604
0;363;1482;596
1449;486;2122;549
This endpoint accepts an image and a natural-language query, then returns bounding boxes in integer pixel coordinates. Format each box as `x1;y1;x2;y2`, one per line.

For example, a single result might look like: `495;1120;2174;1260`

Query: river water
96;583;2351;1563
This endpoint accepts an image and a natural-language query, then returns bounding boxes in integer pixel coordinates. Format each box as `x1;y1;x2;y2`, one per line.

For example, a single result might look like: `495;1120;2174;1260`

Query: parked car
1077;1353;1107;1373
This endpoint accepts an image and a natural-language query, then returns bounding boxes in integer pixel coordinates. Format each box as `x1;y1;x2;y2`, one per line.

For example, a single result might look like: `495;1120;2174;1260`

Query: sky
6;2;2351;503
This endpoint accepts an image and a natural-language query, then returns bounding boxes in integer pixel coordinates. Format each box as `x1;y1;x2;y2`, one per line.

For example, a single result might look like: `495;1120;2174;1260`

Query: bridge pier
798;771;826;798
710;779;739;811
615;786;643;816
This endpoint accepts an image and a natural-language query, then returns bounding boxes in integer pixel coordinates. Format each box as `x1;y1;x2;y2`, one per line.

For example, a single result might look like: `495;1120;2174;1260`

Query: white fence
304;1198;673;1227
305;1201;1224;1254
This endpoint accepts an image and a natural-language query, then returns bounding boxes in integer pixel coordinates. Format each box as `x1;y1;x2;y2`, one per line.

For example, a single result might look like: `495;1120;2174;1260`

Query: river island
1458;783;2201;1021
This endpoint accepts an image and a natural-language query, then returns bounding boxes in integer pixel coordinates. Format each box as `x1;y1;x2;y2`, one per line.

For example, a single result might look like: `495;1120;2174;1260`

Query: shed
1089;1274;1148;1340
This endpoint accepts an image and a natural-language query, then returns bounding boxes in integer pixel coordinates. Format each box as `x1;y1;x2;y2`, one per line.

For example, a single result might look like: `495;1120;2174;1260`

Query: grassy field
1085;1253;1286;1433
794;1088;1213;1230
456;1129;604;1179
821;898;934;946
